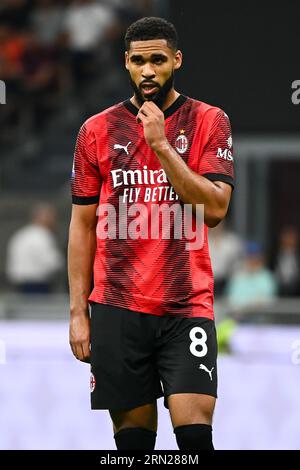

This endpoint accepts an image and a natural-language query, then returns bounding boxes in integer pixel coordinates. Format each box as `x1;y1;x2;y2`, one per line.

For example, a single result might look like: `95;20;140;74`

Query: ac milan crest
90;373;96;392
175;129;188;154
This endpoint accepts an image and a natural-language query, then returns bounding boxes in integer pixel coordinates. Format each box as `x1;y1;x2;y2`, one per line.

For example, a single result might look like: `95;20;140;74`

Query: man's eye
154;59;163;64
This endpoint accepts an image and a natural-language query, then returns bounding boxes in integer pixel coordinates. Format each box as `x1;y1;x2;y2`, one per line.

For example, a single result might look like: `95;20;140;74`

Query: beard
129;71;175;109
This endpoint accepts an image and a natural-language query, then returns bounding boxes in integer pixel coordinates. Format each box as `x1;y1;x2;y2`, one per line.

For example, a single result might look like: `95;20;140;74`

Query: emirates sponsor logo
110;166;179;204
111;166;168;188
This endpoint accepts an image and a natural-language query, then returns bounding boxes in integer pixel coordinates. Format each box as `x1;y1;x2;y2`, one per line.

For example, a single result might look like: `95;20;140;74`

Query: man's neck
130;89;180;111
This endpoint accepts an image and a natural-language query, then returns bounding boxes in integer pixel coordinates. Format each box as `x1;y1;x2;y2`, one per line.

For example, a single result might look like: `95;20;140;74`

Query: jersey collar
123;94;187;119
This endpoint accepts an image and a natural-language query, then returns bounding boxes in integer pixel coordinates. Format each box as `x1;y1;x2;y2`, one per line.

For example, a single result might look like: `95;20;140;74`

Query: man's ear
125;51;129;70
174;50;183;70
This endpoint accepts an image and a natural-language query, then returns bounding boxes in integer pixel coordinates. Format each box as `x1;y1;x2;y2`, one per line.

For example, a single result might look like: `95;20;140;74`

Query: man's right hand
69;313;91;363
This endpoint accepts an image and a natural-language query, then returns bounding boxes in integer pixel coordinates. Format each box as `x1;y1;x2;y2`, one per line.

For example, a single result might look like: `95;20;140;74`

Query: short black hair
125;17;178;51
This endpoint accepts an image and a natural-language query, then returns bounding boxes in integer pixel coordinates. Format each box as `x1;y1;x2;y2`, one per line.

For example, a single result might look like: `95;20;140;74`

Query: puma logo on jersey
199;364;214;381
114;141;132;155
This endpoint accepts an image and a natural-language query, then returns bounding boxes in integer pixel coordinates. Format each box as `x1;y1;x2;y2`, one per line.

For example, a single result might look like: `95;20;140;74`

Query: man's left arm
137;101;233;228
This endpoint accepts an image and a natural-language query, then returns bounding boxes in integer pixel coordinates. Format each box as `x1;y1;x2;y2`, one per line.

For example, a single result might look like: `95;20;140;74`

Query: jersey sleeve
199;110;235;188
71;123;101;204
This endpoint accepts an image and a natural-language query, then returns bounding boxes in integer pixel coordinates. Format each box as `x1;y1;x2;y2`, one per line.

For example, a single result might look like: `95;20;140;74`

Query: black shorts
90;303;218;411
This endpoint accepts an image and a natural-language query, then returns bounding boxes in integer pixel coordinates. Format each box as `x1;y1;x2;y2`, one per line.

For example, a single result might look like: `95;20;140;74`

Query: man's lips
140;83;159;95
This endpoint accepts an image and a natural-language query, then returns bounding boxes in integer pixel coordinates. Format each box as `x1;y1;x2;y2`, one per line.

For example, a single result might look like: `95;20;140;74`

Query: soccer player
68;17;234;451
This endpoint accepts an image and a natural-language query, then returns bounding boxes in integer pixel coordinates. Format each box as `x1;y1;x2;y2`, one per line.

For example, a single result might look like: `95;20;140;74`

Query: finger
139;106;149;117
70;342;77;358
137;102;158;123
74;343;84;361
143;100;162;114
140;103;163;121
81;341;91;362
144;101;160;113
136;112;147;124
140;102;156;114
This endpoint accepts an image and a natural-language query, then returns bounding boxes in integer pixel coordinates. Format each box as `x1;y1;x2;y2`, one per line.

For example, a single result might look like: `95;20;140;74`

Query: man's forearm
153;140;229;224
68;223;96;317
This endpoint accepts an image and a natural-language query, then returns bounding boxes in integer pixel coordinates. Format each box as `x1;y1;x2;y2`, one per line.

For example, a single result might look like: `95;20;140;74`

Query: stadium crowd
0;0;157;145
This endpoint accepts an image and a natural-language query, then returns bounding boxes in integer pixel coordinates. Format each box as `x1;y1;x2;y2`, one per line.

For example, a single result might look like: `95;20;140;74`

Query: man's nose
141;62;155;79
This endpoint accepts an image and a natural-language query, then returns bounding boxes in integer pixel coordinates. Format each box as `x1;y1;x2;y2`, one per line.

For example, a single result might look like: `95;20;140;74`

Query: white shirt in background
64;3;115;51
6;224;63;283
208;230;244;281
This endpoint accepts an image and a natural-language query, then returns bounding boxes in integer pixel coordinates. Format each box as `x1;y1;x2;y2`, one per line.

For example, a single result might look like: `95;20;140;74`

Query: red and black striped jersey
71;95;234;319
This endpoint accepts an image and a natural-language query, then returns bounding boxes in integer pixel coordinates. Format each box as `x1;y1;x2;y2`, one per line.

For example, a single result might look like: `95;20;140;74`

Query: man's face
125;39;182;108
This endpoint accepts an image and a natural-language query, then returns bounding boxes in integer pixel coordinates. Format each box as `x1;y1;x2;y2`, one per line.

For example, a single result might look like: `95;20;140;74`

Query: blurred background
1;0;300;450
